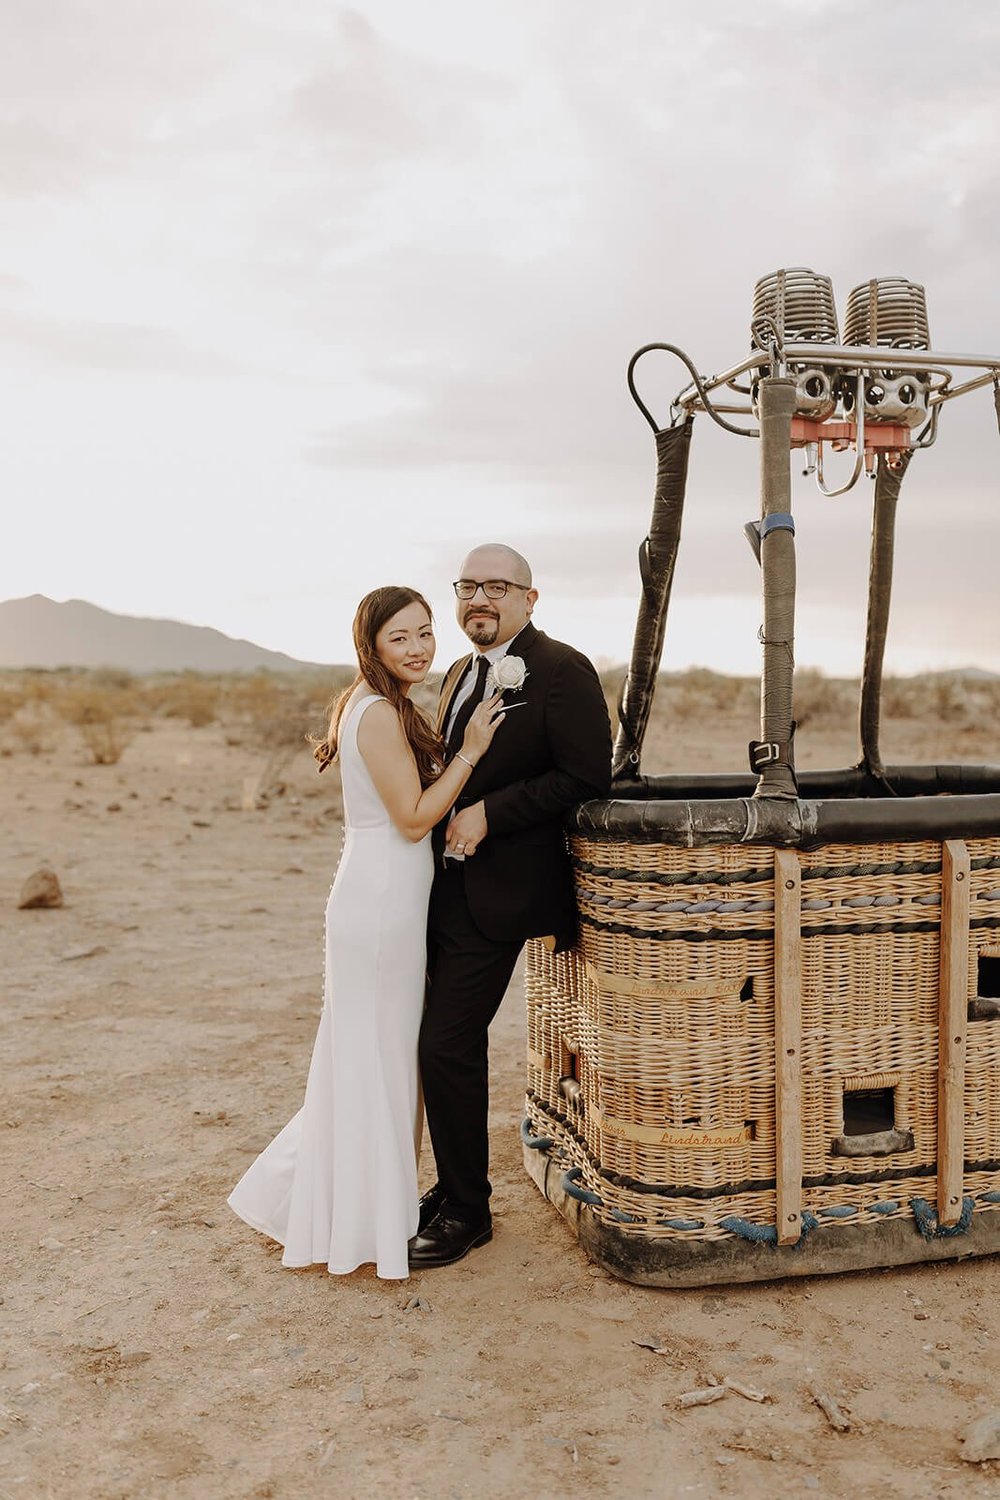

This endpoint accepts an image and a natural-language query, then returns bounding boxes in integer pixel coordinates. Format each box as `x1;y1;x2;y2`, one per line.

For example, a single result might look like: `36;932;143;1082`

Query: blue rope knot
910;1195;975;1240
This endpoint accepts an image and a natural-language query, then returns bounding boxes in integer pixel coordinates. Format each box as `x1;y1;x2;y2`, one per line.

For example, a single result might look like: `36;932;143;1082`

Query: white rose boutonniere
490;655;528;693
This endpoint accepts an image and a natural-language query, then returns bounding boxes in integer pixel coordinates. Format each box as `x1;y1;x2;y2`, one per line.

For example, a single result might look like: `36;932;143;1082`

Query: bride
228;585;503;1280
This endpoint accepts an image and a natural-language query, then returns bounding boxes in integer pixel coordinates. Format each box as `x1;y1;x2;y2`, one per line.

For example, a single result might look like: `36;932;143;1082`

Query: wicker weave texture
524;834;1000;1245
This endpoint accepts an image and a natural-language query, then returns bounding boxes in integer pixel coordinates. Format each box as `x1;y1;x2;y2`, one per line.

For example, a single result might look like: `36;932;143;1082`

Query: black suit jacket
433;622;612;946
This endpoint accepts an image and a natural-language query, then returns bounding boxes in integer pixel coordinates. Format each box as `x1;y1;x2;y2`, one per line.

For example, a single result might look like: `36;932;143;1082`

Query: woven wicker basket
524;782;1000;1285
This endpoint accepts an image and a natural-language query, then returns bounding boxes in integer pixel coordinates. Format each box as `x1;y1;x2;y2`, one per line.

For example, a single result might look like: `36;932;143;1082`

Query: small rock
960;1410;1000;1463
59;946;108;963
106;802;122;813
342;1382;364;1404
803;1476;820;1491
20;1382;42;1394
18;868;63;910
226;1332;241;1342
38;1237;65;1251
914;1311;930;1321
403;1295;431;1313
192;820;211;828
714;1453;736;1466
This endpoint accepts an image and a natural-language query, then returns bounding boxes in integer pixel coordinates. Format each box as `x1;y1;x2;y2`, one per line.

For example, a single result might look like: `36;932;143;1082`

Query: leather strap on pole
859;451;911;782
612;417;693;780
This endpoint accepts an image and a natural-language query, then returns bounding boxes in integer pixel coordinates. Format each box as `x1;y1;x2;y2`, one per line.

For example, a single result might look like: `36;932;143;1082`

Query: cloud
0;307;242;374
289;8;509;167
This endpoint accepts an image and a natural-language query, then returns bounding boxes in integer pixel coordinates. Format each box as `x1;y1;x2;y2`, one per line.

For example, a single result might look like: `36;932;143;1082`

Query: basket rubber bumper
572;788;1000;849
523;1142;1000;1289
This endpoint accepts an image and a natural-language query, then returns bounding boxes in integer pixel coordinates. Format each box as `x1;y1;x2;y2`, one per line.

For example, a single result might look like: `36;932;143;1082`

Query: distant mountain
0;595;328;673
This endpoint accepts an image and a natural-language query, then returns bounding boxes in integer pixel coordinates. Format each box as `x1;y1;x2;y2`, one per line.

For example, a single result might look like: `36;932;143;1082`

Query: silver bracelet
456;753;477;770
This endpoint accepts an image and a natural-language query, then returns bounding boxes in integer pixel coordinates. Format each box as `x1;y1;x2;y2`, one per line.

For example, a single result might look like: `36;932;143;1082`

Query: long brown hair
313;586;444;786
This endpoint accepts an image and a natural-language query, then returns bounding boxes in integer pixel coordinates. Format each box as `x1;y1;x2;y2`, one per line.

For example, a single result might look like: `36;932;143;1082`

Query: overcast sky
3;0;999;673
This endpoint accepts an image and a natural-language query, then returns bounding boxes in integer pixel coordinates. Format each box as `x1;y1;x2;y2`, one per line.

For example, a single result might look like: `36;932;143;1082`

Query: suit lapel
434;625;540;737
435;654;473;737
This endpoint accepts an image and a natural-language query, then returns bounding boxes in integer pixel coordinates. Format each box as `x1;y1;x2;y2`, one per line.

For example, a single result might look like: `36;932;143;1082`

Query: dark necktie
447;655;490;757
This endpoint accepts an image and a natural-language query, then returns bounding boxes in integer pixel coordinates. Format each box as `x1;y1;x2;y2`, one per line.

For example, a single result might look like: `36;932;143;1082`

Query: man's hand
446;802;488;857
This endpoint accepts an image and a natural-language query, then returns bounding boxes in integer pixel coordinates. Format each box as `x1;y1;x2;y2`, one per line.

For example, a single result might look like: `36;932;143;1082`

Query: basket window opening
977;955;1000;999
739;977;754;1002
843;1087;895;1137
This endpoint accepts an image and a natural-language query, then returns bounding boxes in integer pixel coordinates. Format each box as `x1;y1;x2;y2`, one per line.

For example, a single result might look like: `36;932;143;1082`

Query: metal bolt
787;1047;795;1056
788;1213;798;1223
785;880;795;890
950;1195;959;1205
956;872;965;881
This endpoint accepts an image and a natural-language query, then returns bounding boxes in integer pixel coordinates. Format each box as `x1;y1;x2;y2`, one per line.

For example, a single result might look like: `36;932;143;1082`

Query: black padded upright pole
859;451;912;781
612;417;694;781
754;377;798;799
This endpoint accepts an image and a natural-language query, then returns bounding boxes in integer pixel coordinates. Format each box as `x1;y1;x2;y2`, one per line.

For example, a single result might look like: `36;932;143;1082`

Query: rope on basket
559;1168;643;1222
910;1196;975;1240
720;1211;820;1246
520;1117;554;1151
561;1167;603;1206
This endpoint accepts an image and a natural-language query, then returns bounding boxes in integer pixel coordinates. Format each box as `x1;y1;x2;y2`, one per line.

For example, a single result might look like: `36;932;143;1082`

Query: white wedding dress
228;693;434;1279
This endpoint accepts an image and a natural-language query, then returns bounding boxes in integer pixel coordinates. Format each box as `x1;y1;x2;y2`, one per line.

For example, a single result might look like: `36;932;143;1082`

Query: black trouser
420;862;523;1221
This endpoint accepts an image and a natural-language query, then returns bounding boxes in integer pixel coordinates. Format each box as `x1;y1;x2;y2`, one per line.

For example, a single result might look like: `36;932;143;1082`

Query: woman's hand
461;692;505;765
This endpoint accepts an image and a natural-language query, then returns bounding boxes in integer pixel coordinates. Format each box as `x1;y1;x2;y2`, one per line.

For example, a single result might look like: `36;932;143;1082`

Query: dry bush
60;672;140;766
881;672;1000;730
225;669;351;806
4;706;61;757
0;680;29;724
143;673;222;728
793;669;856;727
663;668;758;721
598;666;626;731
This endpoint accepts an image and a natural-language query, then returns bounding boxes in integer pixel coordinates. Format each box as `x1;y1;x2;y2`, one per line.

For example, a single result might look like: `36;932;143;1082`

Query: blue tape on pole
760;512;796;539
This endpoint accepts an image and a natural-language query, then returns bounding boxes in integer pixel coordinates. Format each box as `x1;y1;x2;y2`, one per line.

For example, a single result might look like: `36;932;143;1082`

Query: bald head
454;542;538;648
459;543;532;587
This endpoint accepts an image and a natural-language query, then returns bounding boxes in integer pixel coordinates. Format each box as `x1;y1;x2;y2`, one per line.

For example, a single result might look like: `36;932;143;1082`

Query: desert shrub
0;681;29;723
599;666;626;731
793;669;856;727
226;670;350;806
143;673;222;727
664;669;758;720
60;676;139;765
4;705;61;756
880;676;921;720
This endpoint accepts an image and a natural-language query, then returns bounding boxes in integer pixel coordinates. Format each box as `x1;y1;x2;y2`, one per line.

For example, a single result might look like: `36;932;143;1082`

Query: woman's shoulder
353;695;404;739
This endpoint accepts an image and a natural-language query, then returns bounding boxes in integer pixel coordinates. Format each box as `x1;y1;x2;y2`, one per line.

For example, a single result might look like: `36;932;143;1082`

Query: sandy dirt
3;701;1000;1499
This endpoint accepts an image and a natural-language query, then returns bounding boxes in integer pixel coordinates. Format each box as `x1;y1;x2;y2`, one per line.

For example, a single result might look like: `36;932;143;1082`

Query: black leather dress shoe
417;1182;447;1234
408;1212;493;1269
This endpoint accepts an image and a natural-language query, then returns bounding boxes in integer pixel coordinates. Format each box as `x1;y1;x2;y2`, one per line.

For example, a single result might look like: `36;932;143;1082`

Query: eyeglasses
452;579;530;601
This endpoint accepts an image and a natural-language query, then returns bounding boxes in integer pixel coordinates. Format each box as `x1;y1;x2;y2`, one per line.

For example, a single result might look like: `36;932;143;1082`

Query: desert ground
3;667;1000;1500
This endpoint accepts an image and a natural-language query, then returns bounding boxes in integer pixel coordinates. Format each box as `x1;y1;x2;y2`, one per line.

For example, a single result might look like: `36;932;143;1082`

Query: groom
409;543;612;1269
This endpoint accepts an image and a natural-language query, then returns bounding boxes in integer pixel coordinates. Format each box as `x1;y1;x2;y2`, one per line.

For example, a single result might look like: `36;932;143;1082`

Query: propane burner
843;277;930;350
751;268;839;421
